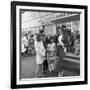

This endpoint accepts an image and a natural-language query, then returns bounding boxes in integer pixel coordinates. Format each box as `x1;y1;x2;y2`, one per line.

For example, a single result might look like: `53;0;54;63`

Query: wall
0;0;89;90
44;24;56;35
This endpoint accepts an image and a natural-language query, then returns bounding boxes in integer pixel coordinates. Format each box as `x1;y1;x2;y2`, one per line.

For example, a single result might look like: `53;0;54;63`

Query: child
47;38;56;73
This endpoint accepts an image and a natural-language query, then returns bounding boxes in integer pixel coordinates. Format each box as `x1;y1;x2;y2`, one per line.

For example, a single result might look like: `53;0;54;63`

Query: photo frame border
11;1;88;89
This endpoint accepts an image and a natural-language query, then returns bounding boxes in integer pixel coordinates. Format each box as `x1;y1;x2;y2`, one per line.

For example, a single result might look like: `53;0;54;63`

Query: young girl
47;37;56;73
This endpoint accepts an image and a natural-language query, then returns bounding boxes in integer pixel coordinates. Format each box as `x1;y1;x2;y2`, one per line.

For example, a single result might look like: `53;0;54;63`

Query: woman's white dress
34;41;45;65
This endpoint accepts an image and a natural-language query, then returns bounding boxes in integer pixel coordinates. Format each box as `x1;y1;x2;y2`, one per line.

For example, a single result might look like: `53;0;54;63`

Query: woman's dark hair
50;36;54;43
36;34;42;42
39;25;45;33
39;29;44;33
30;34;33;37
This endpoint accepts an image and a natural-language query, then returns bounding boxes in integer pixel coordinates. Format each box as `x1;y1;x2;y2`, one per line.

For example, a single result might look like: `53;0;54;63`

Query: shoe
51;70;54;73
58;72;63;77
43;71;47;74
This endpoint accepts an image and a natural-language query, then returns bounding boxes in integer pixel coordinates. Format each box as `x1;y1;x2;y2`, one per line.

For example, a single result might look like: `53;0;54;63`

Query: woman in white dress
34;34;45;77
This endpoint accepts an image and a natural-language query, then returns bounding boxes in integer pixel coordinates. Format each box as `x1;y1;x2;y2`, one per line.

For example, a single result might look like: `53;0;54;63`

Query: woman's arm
58;36;64;46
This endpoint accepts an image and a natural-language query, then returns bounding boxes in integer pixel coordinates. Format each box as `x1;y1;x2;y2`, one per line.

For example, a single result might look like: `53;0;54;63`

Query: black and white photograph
20;10;80;79
11;1;87;89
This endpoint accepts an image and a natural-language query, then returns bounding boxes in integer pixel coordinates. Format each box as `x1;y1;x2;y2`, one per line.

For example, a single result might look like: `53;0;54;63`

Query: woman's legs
36;64;43;78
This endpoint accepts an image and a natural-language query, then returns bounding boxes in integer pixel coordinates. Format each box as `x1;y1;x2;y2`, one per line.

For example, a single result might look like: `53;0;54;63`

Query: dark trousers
43;59;48;72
